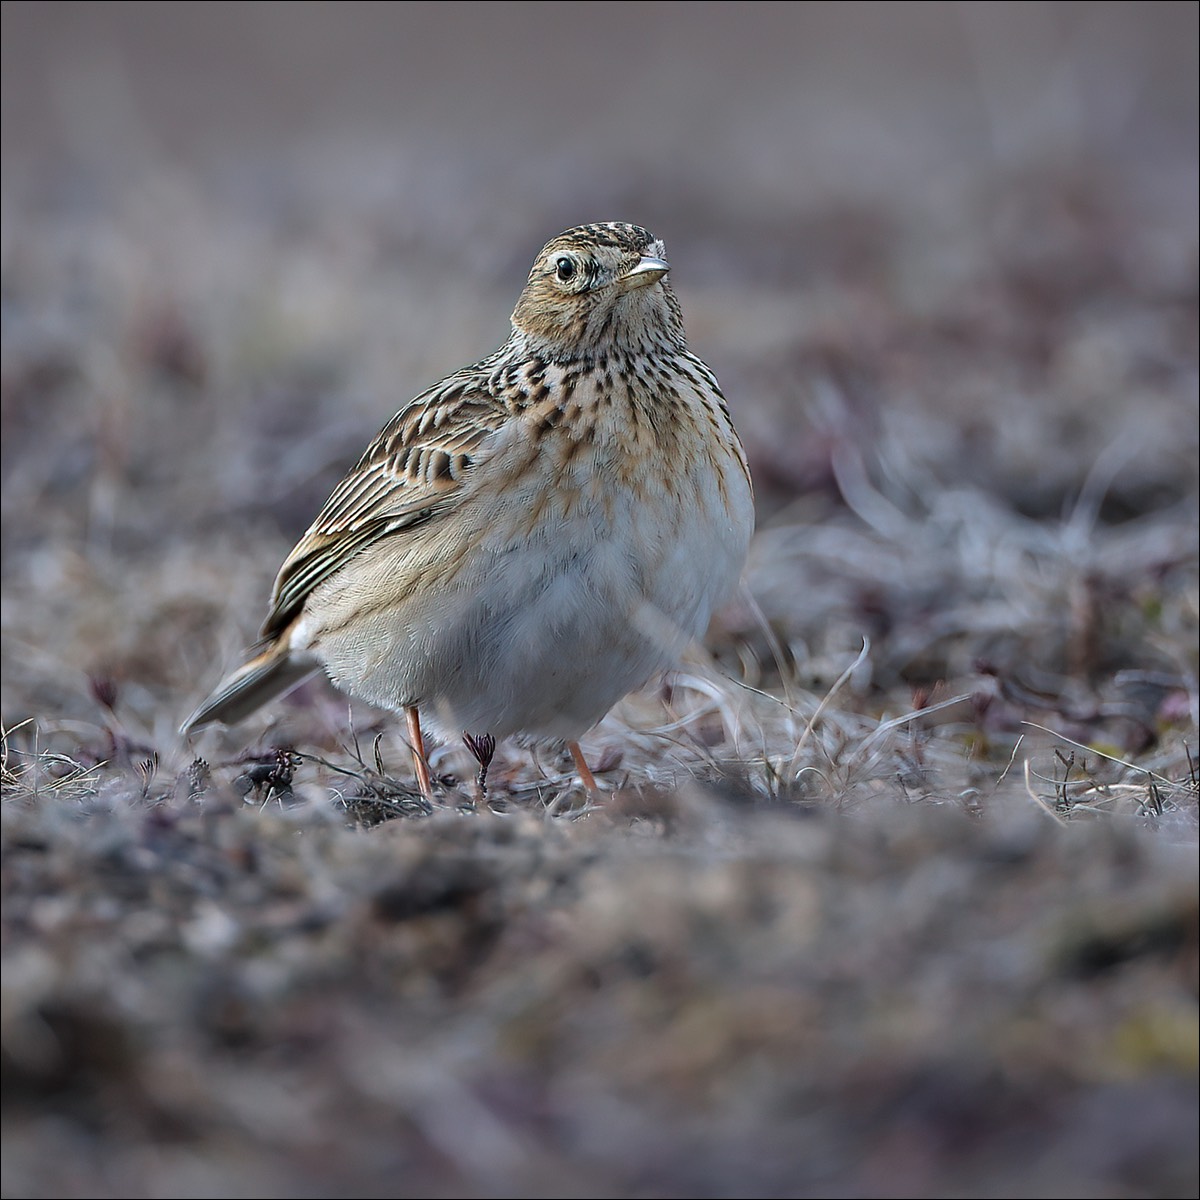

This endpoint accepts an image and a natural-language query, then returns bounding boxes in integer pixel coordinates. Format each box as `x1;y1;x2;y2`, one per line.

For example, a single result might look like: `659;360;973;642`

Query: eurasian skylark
183;222;754;797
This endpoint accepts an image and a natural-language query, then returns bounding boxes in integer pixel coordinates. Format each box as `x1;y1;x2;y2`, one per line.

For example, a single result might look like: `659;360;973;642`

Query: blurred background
2;0;1197;744
2;8;1198;1199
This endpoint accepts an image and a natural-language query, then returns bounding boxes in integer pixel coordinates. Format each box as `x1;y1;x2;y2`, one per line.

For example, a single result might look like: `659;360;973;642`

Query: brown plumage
183;223;754;798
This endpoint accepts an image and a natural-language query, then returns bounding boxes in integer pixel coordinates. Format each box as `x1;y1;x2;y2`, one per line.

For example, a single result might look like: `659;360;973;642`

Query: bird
182;222;755;799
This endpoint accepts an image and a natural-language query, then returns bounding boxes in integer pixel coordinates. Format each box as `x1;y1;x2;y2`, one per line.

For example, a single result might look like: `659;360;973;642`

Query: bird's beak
621;254;670;290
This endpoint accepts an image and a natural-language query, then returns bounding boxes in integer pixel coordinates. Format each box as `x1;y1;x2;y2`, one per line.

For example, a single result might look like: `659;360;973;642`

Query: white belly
297;396;754;742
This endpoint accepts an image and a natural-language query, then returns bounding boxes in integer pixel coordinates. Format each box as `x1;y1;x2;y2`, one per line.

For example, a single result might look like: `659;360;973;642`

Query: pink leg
405;705;433;800
568;741;599;793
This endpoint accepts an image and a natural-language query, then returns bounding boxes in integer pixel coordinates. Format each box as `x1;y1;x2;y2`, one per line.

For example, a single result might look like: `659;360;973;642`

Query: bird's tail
180;642;318;735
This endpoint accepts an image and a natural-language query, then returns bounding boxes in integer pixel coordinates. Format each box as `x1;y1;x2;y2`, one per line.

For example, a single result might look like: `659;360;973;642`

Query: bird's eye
555;256;577;282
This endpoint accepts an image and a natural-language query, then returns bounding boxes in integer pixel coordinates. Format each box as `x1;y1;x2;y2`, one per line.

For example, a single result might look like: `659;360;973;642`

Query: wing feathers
259;368;514;640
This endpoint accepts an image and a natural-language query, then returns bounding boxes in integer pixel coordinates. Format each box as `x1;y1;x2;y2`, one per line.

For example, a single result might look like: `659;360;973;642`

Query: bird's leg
568;741;599;794
405;705;434;800
462;732;496;800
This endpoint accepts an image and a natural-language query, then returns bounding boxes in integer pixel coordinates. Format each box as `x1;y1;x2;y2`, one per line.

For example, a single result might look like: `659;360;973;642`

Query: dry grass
2;4;1198;1197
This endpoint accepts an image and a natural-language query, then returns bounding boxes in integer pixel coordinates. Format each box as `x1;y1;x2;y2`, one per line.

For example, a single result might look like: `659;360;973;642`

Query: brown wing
261;365;513;641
